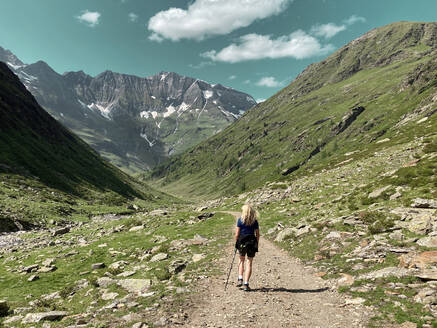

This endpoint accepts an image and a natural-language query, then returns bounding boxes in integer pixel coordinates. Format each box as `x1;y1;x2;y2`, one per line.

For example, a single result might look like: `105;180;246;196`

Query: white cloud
129;13;138;22
76;10;101;27
228;75;237;80
256;77;283;88
148;0;292;41
189;61;216;69
344;15;366;25
311;23;346;39
148;33;164;43
201;31;333;63
243;79;251;84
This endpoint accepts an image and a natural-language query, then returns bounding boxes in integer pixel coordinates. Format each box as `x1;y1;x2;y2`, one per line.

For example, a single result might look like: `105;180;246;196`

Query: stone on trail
337;273;355;287
117;279;152;294
150;253;168;262
22;311;68;323
0;300;9;316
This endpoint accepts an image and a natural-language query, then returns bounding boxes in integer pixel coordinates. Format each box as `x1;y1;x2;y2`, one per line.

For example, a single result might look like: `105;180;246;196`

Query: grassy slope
148;22;437;199
0;62;175;229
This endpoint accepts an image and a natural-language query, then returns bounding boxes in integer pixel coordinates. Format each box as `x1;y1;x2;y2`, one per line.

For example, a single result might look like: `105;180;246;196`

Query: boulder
117;279;152;294
28;274;39;282
338;273;355;286
415;268;437;280
197;212;215;220
22;311;68;324
192;254;206;263
408;214;433;235
417;237;437;248
91;263;105;270
101;292;118;301
0;300;9;316
22;264;39;273
52;227;70;237
42;258;55;267
169;260;187;274
399;251;437;269
129;225;144;232
38;266;57;273
117;271;136;278
274;228;294;242
411;198;437;209
150;253;168;262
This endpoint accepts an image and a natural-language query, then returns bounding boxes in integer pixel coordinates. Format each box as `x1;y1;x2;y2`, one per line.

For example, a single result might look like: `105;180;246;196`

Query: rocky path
182;212;372;328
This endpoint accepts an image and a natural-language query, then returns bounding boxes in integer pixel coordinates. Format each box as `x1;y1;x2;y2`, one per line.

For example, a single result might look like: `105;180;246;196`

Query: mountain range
0;47;256;174
149;21;437;198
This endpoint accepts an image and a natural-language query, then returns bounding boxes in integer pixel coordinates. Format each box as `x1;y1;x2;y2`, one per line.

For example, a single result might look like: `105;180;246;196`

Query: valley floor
183;213;371;328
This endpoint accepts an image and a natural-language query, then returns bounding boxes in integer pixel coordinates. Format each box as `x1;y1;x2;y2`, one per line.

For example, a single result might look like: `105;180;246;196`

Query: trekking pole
224;247;237;291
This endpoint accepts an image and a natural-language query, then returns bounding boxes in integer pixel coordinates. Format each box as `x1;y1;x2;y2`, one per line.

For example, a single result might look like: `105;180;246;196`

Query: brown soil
181;212;372;328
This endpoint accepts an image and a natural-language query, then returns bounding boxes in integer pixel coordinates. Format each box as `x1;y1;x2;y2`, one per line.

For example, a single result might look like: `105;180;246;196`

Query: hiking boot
236;279;243;287
243;283;250;292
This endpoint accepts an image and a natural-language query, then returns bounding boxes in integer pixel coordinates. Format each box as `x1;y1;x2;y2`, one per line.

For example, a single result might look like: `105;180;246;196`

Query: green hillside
149;22;437;199
0;62;174;230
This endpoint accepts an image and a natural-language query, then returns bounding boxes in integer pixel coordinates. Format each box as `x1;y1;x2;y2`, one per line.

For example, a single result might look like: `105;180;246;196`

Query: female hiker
235;204;260;291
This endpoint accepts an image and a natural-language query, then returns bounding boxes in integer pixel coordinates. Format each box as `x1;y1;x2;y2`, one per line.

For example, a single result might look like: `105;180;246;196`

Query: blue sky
0;0;436;101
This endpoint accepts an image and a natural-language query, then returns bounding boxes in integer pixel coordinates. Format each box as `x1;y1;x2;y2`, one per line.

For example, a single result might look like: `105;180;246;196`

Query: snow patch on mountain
87;102;113;120
140;131;156;147
7;62;25;70
164;105;176;118
203;90;213;99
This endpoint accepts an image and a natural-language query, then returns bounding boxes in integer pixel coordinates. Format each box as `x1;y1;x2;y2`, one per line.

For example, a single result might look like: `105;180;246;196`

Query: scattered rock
22;311;68;324
101;292;118;301
117;279;152;294
52;227;70;237
169;259;187;274
390;192;402;200
38;266;57;273
97;277;115;287
92;263;105;270
129;225;144;232
108;261;129;271
345;297;366;305
416;268;437;281
0;300;9;316
195;206;208;212
325;231;342;240
150;253;168;262
338;273;355;287
358;267;413;280
23;264;39;273
192;254;206;263
117;271;136;278
417;237;437;248
197;212;215;220
368;185;391;199
399;251;437;269
408;215;432;235
132;323;145;328
3;315;23;323
411;198;437;209
154;317;168;327
28;274;39;282
42;258;55;267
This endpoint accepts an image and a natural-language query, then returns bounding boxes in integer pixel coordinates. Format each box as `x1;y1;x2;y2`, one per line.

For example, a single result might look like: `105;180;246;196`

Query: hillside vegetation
149;22;437;199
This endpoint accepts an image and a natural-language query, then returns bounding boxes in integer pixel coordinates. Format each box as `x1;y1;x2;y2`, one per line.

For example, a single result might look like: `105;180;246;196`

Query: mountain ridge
149;21;437;198
0;48;256;173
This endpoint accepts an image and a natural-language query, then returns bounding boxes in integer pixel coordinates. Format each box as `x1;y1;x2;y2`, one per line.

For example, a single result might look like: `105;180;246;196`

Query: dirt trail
182;212;371;328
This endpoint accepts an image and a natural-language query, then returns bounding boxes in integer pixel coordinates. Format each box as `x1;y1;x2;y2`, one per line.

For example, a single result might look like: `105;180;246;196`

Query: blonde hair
241;204;258;226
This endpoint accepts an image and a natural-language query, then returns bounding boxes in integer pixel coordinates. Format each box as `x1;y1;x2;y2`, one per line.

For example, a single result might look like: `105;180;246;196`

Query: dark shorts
238;247;256;258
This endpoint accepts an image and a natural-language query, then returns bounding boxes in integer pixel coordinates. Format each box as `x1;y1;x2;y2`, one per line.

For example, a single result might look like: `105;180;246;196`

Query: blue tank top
237;218;259;235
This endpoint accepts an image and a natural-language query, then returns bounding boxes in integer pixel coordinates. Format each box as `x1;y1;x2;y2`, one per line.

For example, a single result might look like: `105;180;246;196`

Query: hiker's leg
238;255;245;278
244;257;254;283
